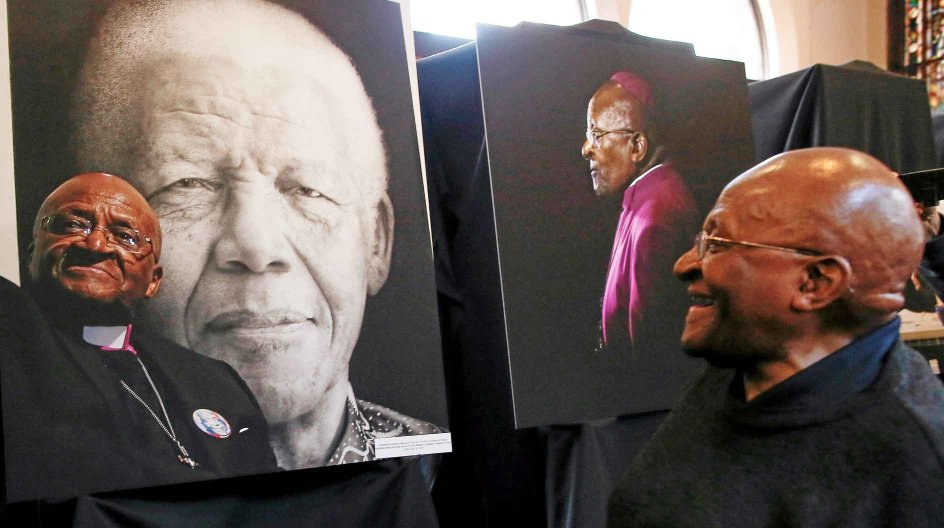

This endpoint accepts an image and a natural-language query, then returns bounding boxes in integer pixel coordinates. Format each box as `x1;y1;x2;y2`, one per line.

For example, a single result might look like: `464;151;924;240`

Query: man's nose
213;184;292;274
76;225;116;255
581;138;594;160
673;246;702;283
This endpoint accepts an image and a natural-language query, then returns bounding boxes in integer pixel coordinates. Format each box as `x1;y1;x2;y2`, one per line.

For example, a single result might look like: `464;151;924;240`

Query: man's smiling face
671;190;805;368
28;173;163;309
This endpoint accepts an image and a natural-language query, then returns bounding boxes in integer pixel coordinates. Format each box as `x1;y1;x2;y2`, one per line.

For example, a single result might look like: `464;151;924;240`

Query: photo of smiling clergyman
0;173;279;502
68;0;442;470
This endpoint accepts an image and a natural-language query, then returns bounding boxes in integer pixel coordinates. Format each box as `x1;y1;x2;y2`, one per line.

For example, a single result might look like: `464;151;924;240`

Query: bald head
71;0;388;201
720;147;923;325
588;80;648;133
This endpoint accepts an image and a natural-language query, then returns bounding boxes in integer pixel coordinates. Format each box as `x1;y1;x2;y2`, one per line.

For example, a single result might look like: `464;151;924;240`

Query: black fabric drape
418;41;669;528
419;42;548;526
0;457;438;527
749;62;936;171
542;413;666;528
932;113;944;166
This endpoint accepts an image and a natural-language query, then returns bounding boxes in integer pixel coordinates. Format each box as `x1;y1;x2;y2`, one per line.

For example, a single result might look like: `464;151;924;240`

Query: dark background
476;22;757;427
6;0;447;430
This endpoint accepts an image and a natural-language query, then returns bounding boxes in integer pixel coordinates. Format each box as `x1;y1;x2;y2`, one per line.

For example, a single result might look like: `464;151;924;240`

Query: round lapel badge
193;409;232;439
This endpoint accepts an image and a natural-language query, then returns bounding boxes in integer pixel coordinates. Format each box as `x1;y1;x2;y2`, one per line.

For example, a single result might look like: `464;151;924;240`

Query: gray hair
71;0;388;200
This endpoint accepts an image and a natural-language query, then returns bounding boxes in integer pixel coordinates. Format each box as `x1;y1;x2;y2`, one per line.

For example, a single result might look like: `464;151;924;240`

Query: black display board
4;0;447;504
473;21;756;427
419;36;673;528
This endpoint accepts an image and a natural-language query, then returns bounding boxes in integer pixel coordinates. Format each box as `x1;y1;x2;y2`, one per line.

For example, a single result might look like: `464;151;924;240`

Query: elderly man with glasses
0;172;278;501
607;147;944;527
581;70;698;355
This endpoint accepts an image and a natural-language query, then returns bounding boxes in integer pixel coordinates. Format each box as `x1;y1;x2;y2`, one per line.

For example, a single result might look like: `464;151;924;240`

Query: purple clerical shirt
601;163;698;349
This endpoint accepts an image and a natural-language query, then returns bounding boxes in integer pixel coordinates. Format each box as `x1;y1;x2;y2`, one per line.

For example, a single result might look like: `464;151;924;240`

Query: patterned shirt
327;385;443;465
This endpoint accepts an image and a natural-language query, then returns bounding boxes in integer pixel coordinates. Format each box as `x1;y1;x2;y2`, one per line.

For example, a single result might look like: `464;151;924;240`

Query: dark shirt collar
725;318;900;426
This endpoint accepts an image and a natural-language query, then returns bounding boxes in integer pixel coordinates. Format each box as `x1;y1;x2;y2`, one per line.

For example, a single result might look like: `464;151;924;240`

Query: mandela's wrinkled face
126;57;391;423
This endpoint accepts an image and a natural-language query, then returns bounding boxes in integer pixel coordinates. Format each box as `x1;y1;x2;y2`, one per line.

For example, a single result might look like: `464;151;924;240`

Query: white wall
589;0;888;77
0;0;18;283
765;0;886;75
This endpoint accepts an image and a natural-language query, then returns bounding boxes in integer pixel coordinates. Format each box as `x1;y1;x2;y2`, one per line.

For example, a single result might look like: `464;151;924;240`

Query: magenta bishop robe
601;162;698;350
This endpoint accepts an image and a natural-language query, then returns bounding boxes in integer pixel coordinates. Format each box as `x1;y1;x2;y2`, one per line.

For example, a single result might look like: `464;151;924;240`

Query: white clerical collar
628;161;668;189
82;325;131;349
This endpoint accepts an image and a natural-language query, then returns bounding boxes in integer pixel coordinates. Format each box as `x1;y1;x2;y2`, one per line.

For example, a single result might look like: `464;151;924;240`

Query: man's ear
791;256;852;312
144;264;163;299
367;192;394;296
629;132;648;163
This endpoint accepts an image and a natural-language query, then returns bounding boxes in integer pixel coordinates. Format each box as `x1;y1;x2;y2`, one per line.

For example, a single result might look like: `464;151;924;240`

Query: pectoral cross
178;454;199;469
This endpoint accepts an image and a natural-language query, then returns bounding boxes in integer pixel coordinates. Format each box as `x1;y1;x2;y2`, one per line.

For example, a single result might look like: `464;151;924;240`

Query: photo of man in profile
582;71;699;355
67;0;441;471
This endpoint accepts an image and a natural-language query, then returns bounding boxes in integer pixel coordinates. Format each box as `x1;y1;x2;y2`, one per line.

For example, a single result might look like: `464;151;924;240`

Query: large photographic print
3;0;448;501
476;22;757;427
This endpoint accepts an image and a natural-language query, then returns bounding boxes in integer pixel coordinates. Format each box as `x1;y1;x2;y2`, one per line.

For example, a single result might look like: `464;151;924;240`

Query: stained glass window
904;0;944;110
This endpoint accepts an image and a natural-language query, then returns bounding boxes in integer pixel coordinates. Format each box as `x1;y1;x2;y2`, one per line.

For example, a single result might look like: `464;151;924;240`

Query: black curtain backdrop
749;61;937;171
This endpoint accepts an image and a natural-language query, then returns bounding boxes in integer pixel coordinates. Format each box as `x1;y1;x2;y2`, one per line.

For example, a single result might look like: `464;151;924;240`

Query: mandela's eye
170;177;216;190
297;186;323;198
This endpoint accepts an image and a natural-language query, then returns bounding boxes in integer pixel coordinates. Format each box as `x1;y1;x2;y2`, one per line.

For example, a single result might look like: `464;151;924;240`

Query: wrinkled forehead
138;56;358;150
39;176;159;230
40;177;148;213
704;179;794;235
131;56;385;196
139;57;352;137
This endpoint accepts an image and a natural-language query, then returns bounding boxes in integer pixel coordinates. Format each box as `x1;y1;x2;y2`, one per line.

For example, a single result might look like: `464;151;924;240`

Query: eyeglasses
41;213;154;256
585;127;638;147
694;231;821;260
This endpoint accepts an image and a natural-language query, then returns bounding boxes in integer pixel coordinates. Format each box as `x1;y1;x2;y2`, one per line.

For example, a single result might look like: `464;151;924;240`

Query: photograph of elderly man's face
6;0;447;487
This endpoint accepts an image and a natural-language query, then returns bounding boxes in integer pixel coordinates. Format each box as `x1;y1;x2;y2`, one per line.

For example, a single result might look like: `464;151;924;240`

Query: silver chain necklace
119;356;198;469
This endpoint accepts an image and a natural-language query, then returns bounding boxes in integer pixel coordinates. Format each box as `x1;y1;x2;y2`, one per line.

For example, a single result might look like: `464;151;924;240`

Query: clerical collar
623;162;674;210
83;324;137;355
627;161;667;190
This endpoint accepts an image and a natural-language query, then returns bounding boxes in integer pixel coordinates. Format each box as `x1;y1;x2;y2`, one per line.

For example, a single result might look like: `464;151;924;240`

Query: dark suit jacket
0;276;279;502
